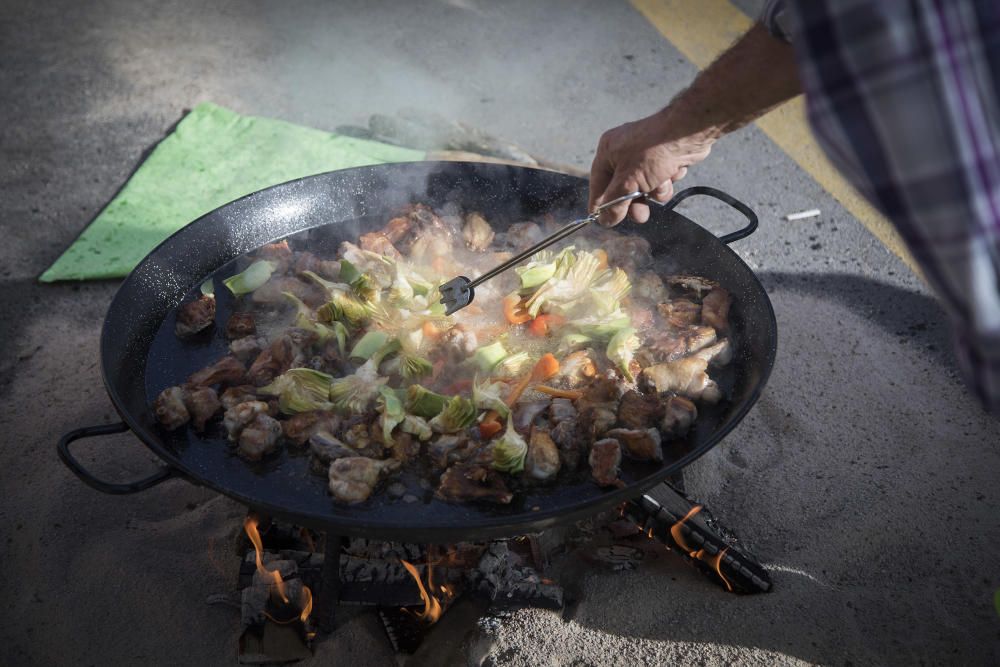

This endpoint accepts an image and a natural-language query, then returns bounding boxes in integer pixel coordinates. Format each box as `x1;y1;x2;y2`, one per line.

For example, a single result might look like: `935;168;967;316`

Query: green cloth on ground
40;102;425;282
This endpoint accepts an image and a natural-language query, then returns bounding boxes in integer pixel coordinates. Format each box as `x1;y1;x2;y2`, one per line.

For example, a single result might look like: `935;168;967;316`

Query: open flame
244;514;314;624
667;504;733;592
400;551;457;625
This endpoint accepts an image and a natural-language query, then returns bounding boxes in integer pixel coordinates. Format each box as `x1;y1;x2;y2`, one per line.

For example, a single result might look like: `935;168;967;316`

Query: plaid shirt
762;0;1000;414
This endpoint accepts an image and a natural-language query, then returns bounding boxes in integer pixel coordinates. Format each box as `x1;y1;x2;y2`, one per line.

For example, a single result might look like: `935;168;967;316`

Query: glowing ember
243;514;314;624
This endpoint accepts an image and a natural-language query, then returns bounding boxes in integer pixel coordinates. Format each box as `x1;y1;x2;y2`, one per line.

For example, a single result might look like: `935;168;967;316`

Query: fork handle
468;191;654;289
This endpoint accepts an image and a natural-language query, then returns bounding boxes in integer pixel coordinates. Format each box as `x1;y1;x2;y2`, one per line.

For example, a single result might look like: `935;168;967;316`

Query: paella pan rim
98;161;777;542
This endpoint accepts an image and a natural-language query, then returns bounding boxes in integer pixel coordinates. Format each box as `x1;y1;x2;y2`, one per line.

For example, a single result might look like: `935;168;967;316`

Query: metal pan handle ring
57;422;178;495
652;186;759;245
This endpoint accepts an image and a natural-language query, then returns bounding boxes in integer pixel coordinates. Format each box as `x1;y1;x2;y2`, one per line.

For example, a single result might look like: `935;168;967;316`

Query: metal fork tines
439;191;660;315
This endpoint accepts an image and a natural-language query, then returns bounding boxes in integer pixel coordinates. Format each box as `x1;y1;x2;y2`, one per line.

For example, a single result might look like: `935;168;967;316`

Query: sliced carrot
422;321;444;341
594;248;608;271
527;313;566;337
505;353;560;406
534;385;584;400
479;418;503;439
503;294;532;325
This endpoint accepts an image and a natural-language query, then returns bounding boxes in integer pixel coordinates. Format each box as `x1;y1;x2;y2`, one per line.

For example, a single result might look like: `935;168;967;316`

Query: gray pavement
2;1;999;666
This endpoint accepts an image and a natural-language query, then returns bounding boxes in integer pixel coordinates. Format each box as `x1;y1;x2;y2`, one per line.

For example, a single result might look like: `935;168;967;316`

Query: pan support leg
316;532;346;635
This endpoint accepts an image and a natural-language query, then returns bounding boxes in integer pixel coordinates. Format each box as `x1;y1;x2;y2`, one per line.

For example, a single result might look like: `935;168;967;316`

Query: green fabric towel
40;102;424;282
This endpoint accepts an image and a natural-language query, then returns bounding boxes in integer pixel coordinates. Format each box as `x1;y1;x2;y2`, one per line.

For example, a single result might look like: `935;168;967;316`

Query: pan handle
57;422;178;495
659;186;759;245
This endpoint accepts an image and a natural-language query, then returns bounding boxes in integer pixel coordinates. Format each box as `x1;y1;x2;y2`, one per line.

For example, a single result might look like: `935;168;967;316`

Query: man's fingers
629;201;651;224
648;179;675;203
673;166;688;182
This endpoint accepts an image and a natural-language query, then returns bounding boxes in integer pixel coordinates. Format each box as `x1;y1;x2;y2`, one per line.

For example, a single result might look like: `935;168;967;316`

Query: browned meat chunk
701;287;732;332
617;389;666;429
230;335;267;362
578;406;617;440
661;395;698;438
649;326;717;361
223;400;269;442
514;399;550;434
589;438;623;488
340;422;385;458
309;431;357;473
526;427;561;481
462;212;495;251
667;274;718;298
220;385;258;410
186;355;246;387
641;357;721;403
154;386;190;430
433;324;478;364
247;329;317;386
238;413;283;461
435;464;513;504
549;398;581;469
388;432;420;463
503;222;544;250
282;411;340;447
328;457;400;504
293;252;340;279
658;299;702;328
256;240;293;273
225;312;256;339
577;377;622;413
183;386;222;432
428;434;468;468
175;294;216;338
606;427;663;462
359;231;403;259
382;215;413;244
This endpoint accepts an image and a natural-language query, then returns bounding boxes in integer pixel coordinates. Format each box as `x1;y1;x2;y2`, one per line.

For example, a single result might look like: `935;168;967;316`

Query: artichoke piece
493;351;532;378
606;326;641;382
258;368;335;414
303;270;374;329
491;414;528;474
376;385;406;444
405;384;449;419
224;260;278;296
350;330;391;361
429;396;477;434
472;376;510;419
400;415;433;441
328;359;388;413
472;339;508;374
283;292;344;349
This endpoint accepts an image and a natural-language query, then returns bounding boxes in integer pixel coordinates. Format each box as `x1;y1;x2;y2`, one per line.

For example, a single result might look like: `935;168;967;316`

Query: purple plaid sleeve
784;0;1000;414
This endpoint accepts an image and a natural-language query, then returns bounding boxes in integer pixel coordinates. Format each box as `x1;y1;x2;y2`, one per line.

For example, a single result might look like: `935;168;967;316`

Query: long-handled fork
439;191;663;315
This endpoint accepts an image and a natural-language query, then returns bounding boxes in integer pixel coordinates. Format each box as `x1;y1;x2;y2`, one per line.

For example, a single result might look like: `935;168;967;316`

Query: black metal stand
315;532;346;634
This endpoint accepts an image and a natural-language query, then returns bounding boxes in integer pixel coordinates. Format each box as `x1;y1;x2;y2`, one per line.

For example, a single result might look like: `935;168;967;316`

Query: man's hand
589;110;713;226
587;23;802;227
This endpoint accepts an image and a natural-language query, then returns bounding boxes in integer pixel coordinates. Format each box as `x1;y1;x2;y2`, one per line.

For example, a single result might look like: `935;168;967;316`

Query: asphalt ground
1;1;998;665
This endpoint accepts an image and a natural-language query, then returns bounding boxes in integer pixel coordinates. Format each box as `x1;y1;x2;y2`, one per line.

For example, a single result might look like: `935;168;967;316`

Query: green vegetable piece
492;414;528;474
516;263;557;291
376;385;405;444
606;326;640;382
223;260;277;296
200;278;215;297
494;351;532;377
472;376;510;419
570;310;632;341
405;384;450;419
338;259;362;285
473;340;508;374
350;330;390;361
399;352;433;380
429;395;477;433
328;360;387;413
557;332;593;355
400;415;433;441
258;368;335;414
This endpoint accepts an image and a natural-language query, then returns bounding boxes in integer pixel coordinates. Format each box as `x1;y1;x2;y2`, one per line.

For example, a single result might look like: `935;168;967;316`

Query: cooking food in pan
153;203;734;505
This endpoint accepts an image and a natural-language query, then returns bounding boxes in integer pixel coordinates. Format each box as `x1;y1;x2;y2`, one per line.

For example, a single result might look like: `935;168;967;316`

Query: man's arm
590;23;802;226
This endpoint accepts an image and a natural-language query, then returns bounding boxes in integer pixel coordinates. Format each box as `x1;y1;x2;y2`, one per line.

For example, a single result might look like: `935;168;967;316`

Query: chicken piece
251;276;326;308
658;299;702;329
293;252;341;280
576;377;622;413
154;386;190;430
175;294;216;338
693;338;733;366
247;329;317;386
549;398;577;425
183;387;222;432
661;395;698;439
606;427;663;462
238;413;283;461
186;355;247;387
341;421;385;458
256;240;293;274
282;411;340;447
339;241;396;287
230;335;268;362
359;231;403;259
617;389;666;429
548;398;581;469
220;385;258;410
225;312;257;339
667;274;719;298
502;222;544;250
589;438;623;488
514;399;550;434
435;464;513;504
578;406;617;439
327;457;400;504
223;400;270;442
634;271;667;303
641;357;721;403
309;430;357;473
408;230;452;263
428;434;468;468
526;427;561;481
649;326;717;362
382;215;413;244
433;324;478;364
553;350;597;388
604;234;652;273
388;432;420;463
462;212;495;251
701;287;732;333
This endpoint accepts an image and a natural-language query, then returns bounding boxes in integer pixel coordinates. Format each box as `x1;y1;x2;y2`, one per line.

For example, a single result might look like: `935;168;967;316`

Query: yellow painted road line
630;0;920;276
